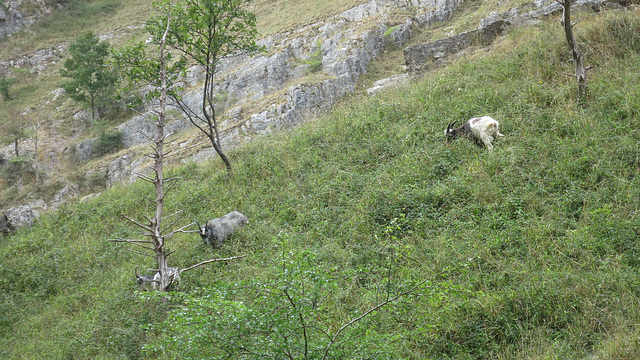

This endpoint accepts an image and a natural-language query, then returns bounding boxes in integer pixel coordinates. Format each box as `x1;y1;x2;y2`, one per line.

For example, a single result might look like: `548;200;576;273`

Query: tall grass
1;8;640;359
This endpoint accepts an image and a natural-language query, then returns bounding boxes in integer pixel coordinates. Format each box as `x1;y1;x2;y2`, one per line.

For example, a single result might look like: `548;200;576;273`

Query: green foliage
92;130;124;157
303;40;324;73
1;156;34;183
0;76;16;101
2;9;640;360
60;32;119;121
144;235;457;359
147;0;264;67
142;0;266;172
112;40;186;106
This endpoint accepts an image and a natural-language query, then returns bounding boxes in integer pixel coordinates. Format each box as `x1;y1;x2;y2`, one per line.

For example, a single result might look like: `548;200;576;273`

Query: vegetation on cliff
1;2;640;359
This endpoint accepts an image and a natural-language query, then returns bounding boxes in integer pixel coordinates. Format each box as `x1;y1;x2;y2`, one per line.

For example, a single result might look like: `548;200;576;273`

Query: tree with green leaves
0;76;16;101
111;9;245;292
1;120;27;157
60;32;119;121
144;0;265;174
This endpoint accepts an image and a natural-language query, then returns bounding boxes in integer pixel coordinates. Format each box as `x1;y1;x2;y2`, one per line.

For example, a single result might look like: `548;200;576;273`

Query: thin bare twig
179;255;247;274
322;278;431;360
121;213;152;232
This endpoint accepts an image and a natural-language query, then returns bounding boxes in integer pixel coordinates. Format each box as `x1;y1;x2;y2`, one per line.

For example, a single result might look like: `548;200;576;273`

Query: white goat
445;116;504;150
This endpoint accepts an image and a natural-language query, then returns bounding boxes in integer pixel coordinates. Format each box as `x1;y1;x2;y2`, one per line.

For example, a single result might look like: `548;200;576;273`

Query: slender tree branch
322;278;431;360
107;238;153;244
179;255;247;274
121;213;152;232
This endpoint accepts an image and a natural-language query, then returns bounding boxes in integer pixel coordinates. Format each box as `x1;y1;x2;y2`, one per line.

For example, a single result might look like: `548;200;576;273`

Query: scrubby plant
303;40;324;73
91;130;123;157
1;156;35;183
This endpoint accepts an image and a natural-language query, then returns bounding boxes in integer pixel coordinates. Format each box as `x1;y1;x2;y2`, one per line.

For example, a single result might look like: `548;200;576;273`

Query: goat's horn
447;121;457;131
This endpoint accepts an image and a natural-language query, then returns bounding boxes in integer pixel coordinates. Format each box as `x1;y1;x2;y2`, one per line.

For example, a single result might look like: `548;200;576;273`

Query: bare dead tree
556;0;593;100
109;8;245;292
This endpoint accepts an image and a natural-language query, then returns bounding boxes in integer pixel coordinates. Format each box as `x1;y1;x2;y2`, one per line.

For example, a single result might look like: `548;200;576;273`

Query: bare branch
122;213;152;232
107;238;156;251
179;255;247;274
136;173;156;183
107;238;153;244
164;177;182;183
322;278;431;360
164;221;198;238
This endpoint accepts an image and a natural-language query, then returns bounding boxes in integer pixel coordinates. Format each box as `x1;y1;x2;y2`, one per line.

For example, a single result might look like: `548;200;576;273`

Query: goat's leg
480;132;494;149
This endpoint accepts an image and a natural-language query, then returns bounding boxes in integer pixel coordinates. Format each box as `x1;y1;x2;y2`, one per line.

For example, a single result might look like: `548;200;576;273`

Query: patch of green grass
1;6;640;360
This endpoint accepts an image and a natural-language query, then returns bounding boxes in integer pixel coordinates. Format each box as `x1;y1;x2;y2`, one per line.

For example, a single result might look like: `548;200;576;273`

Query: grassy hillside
2;6;640;359
0;0;370;210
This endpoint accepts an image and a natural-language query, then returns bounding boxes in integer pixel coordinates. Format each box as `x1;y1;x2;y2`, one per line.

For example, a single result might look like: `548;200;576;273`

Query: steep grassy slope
0;0;370;210
2;7;640;359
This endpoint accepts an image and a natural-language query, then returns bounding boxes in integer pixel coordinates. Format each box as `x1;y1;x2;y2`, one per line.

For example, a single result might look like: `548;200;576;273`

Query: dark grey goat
197;211;249;247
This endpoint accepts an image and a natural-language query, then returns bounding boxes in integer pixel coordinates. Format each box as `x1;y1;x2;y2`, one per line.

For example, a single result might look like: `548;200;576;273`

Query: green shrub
92;130;124;157
1;156;34;183
303;40;323;73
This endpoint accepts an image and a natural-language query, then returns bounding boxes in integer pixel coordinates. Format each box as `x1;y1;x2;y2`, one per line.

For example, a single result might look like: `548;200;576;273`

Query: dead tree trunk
557;0;591;100
109;8;245;291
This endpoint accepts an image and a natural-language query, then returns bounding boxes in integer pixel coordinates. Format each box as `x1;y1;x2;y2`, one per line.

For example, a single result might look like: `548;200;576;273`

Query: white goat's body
445;116;504;150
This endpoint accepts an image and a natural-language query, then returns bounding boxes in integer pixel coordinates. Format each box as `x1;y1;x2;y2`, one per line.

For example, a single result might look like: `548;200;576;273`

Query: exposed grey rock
28;199;47;211
106;155;133;187
105;153;153;187
117;115;157;148
0;205;39;235
74;137;97;161
73;109;92;125
367;74;410;95
414;0;466;26
405;0;622;74
404;20;511;73
51;182;79;209
388;20;413;46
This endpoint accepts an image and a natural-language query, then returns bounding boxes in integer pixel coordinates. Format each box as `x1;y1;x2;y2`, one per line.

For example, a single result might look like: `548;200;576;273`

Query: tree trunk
558;0;588;100
152;11;171;292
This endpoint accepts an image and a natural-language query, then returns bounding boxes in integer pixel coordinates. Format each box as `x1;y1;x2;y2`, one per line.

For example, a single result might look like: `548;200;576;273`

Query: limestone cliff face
0;0;51;39
69;0;467;189
3;0;626;228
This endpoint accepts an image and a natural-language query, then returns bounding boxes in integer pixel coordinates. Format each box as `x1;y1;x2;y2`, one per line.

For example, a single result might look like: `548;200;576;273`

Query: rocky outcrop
404;19;511;74
0;205;39;235
404;0;625;74
367;74;411;95
0;1;51;39
87;0;466;164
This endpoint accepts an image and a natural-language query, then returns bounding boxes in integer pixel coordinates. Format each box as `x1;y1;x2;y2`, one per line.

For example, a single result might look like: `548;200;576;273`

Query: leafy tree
1;121;28;157
0;76;16;101
143;237;436;359
60;32;119;121
145;0;265;174
111;8;244;292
